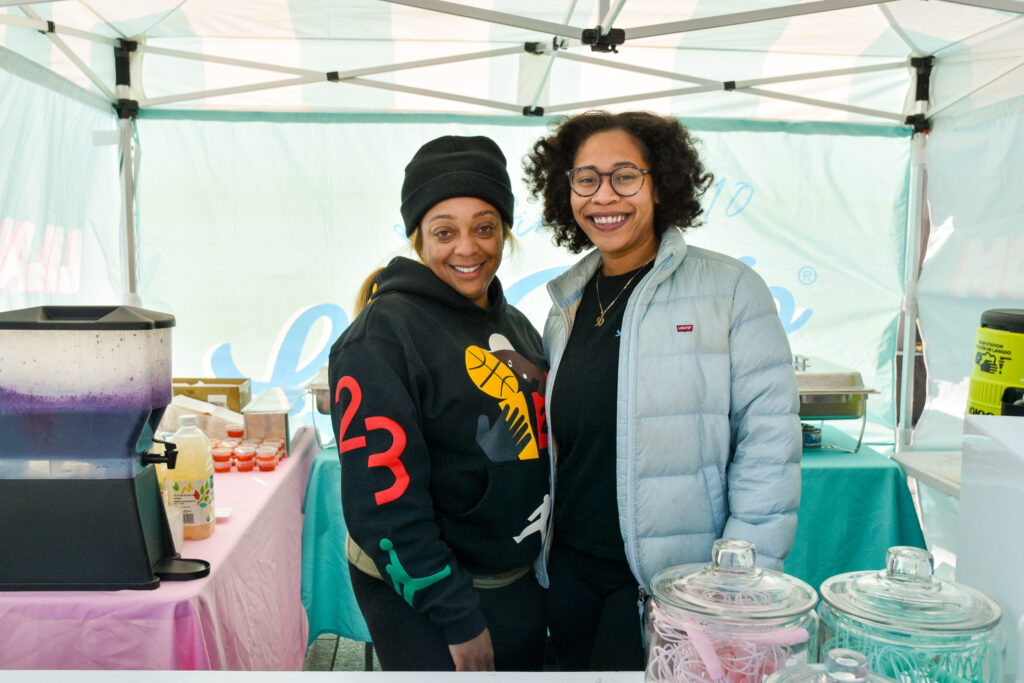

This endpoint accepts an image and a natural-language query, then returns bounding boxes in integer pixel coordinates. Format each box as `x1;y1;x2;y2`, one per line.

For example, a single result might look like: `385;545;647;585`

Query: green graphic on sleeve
380;538;452;606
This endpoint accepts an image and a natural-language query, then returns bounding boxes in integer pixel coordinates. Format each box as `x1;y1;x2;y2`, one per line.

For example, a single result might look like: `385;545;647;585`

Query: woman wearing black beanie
329;136;550;672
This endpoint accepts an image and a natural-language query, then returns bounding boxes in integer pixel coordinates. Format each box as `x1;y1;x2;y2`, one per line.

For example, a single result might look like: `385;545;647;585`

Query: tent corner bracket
115;40;138;88
523;106;544;116
582;27;624;53
904;113;931;134
910;56;934;103
115;99;139;120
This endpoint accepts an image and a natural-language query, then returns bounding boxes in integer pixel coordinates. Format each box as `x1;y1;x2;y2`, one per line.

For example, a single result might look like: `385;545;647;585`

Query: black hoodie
328;257;550;645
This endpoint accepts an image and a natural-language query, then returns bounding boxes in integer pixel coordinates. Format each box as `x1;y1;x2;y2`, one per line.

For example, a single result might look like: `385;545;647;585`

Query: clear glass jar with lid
818;546;1002;682
765;648;896;682
645;538;819;682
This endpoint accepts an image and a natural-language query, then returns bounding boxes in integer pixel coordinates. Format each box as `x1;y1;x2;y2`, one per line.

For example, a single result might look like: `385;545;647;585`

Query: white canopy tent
2;1;1022;120
2;2;1023;550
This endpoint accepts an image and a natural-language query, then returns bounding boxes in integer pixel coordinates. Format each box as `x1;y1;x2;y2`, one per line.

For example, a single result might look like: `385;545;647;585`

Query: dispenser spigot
143;438;178;469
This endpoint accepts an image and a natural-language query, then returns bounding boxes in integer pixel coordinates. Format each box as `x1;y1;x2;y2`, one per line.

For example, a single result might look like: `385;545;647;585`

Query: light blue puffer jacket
540;227;801;591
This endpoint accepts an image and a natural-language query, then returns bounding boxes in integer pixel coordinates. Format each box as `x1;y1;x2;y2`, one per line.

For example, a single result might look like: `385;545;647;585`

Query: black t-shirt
550;261;654;560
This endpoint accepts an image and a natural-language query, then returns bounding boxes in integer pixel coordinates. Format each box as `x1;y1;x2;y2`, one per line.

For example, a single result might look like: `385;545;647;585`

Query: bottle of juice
167;414;215;540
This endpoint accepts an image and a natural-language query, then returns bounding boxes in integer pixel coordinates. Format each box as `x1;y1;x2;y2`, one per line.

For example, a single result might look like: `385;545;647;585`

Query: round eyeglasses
566;164;650;197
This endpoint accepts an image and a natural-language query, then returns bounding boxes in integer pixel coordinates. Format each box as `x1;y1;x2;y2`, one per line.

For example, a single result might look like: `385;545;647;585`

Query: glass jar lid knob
885;546;935;585
824;648;870;681
712;538;756;573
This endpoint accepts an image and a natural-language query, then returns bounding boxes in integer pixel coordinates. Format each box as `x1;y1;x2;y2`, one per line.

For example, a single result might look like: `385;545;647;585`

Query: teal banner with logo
132;116;908;433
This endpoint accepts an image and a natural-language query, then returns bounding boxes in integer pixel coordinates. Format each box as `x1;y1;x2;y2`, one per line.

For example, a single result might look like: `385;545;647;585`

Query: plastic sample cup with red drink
212;446;234;472
234;444;257;471
256;445;278;471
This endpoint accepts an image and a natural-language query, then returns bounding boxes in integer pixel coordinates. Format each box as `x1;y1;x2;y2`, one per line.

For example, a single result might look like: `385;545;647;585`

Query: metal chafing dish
306;364;332;448
794;355;877;452
308;364;331;415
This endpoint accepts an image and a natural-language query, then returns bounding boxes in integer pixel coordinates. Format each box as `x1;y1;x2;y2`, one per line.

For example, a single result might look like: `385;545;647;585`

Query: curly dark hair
523;111;714;253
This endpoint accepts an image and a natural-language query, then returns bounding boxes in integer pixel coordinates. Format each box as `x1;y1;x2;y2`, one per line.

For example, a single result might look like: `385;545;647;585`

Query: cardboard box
242;388;294;452
157;395;245;441
173;377;252;412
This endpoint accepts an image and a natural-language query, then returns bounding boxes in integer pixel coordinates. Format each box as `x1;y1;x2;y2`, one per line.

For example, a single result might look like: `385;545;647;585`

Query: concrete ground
303;634;379;672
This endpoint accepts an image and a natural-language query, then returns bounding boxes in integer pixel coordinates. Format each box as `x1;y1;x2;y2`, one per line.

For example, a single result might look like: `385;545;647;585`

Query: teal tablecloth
300;428;925;642
785;426;926;593
301;446;371;643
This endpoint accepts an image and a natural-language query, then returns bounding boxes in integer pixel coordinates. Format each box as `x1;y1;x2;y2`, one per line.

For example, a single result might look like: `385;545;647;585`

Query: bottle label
169;476;215;527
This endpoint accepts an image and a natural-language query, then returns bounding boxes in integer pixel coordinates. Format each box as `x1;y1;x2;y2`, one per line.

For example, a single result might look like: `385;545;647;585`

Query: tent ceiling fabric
2;1;1023;122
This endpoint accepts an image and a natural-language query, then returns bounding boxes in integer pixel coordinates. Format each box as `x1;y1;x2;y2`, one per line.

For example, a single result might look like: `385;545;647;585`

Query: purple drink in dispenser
645;538;819;683
0;306;173;479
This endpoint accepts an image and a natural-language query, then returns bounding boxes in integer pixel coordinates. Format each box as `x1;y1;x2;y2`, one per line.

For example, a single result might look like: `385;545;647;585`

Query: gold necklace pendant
594;264;647;328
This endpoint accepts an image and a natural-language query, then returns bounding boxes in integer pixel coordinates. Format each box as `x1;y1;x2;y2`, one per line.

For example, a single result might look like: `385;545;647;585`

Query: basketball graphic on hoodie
465;345;519;399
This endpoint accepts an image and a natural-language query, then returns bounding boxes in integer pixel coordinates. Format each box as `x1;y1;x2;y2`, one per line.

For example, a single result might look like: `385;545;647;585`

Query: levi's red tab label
676;324;694;332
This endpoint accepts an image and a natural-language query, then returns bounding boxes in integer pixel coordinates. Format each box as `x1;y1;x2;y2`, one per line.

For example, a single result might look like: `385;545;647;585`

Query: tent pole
561;51;904;88
382;0;578;37
141;46;524;108
113;41;142;308
942;0;1024;14
928;54;1024;119
118;117;140;307
544;84;719;114
140;43;522;81
897;57;933;450
525;1;581;112
735;86;904;121
897;127;926;451
599;0;627;34
626;0;886;40
0;10;117;44
343;77;528;113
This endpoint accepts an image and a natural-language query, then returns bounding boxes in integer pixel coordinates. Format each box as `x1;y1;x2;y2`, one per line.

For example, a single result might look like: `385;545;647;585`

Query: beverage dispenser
0;306;208;590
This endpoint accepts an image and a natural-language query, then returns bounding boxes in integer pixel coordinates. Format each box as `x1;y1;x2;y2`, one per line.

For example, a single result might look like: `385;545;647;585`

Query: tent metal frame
9;1;1008;122
3;7;920;121
137;46;525;108
17;5;114;101
4;0;1021;117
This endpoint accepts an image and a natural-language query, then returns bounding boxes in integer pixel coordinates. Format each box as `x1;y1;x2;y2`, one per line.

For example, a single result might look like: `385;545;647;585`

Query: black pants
544;541;645;671
349;563;546;671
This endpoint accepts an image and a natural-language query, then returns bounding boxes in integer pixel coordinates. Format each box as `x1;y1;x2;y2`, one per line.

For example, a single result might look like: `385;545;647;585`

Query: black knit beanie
400;135;514;236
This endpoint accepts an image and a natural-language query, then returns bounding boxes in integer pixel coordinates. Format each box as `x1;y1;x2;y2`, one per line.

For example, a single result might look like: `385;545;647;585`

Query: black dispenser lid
979;309;1024;334
0;305;175;330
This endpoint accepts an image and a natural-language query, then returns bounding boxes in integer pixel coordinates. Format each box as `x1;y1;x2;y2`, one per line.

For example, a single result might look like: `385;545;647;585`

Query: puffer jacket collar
547;227;689;309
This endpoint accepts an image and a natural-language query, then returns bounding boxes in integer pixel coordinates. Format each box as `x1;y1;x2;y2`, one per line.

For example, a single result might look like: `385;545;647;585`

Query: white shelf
891;449;962;499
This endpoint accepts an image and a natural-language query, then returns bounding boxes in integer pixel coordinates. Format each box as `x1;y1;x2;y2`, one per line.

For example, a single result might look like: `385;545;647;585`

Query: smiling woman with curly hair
523;110;712;254
523;111;802;672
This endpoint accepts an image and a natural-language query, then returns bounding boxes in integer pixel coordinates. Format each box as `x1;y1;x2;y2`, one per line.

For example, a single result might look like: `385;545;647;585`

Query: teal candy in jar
818;546;1002;682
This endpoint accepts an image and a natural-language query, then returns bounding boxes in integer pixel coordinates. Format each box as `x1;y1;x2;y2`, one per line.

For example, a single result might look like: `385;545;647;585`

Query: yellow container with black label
967;309;1024;416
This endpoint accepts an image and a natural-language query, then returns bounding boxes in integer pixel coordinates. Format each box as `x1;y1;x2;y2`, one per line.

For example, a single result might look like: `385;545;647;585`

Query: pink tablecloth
0;427;318;670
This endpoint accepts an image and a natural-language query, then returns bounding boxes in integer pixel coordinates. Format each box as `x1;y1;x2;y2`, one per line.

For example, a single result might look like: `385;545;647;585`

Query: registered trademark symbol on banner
798;266;817;285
